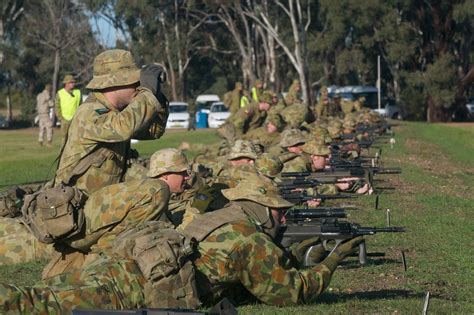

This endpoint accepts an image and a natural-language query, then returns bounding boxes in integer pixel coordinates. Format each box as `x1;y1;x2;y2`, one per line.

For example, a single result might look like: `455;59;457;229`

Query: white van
195;94;220;114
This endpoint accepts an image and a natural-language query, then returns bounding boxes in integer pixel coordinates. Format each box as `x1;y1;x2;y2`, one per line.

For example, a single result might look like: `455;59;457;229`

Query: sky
89;15;117;48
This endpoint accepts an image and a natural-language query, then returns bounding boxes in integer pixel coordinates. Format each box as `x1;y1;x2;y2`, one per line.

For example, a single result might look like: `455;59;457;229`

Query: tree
1;0;24;124
20;0;94;95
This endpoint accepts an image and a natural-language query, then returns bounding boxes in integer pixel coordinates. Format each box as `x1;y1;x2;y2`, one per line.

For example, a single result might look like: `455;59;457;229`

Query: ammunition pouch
113;221;200;309
21;183;86;244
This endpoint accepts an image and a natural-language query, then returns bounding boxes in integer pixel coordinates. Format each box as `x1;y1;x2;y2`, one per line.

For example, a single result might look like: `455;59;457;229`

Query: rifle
286;207;349;220
280;190;357;203
279;218;405;266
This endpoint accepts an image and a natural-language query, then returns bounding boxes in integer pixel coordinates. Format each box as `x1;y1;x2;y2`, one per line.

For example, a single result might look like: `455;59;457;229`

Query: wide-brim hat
147;148;189;178
227;139;258;160
221;175;293;208
86;49;140;90
302;140;331;156
62;74;76;84
279;129;306;148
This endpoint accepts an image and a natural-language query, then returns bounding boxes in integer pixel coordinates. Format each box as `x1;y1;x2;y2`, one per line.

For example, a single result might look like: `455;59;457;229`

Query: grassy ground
0;123;473;313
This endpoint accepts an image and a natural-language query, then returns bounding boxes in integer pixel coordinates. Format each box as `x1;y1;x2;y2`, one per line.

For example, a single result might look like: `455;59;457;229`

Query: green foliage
423;54;458;109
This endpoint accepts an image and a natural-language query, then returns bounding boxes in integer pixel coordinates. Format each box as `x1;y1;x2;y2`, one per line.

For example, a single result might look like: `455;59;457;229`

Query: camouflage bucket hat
260;91;273;104
279;129;306;148
311;127;332;144
147;148;189;178
221;175;293;208
86;49;140;90
255;153;283;178
302;140;331;156
227;139;258;160
327;125;341;139
62;74;76;84
266;113;285;131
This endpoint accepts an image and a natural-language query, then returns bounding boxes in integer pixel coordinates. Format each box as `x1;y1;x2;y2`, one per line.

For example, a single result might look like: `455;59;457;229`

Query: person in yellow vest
251;79;264;102
240;90;251;108
55;74;82;134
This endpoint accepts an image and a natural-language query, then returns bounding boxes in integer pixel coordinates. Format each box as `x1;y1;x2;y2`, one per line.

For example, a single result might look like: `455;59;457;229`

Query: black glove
139;64;165;96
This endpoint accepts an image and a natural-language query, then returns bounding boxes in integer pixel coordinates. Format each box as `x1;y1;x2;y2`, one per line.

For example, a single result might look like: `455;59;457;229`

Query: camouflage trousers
38;115;53;143
0;255;147;314
0;217;53;265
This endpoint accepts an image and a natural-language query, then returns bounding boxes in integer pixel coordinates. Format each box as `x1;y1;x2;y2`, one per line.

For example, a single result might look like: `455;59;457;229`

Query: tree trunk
52;48;61;96
6;71;12;124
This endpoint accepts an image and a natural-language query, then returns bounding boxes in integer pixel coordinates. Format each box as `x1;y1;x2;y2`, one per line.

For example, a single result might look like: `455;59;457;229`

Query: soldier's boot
46;141;53;147
39;141;43;146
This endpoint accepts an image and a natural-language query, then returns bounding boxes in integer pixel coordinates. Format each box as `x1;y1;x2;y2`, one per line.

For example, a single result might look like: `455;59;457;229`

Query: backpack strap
181;204;247;242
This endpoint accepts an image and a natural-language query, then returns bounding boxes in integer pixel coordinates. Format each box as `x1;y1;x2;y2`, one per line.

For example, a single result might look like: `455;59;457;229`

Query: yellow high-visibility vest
240;95;250;108
251;87;259;102
57;88;81;121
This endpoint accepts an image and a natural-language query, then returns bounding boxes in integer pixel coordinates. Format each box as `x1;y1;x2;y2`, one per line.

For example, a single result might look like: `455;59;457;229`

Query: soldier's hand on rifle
291;236;325;266
320;236;365;272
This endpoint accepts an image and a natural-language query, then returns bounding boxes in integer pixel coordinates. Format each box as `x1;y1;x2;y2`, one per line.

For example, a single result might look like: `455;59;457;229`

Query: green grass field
0;123;473;313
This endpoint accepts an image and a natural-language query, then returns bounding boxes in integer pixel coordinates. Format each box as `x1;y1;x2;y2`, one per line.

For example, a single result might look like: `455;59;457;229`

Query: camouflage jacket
231;102;267;135
194;211;333;306
316;101;343;119
54;89;162;195
281;153;312;173
36;89;54;117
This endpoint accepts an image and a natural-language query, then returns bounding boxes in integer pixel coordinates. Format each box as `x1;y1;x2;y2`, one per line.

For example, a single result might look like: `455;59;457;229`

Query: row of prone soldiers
0;49;400;314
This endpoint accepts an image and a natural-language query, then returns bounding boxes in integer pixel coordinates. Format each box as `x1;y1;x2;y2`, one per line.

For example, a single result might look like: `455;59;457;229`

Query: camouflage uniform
223;82;243;114
41;50;170;277
242;113;284;148
278;129;311;173
218;93;271;142
284;79;302;106
36;85;54;145
0;217;53;265
0;177;359;311
212;140;259;188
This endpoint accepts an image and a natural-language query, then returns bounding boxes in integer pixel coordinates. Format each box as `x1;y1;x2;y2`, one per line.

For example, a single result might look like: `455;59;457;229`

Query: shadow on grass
341;257;403;269
319;289;424;304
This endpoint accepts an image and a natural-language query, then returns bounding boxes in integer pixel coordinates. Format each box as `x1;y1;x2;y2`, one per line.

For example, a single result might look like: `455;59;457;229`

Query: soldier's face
287;145;303;154
229;158;254;166
271;209;286;225
65;82;75;90
165;171;189;193
114;86;137;110
258;102;270;111
311;155;327;170
266;122;277;133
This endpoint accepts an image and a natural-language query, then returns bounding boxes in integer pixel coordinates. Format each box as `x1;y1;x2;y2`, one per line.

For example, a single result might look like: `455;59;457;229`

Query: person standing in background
36;84;54;147
55;74;82;134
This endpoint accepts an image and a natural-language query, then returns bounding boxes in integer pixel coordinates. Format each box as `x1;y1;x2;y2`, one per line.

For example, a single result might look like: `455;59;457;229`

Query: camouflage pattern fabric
86;50;140;90
284;80;302;106
0;254;147;313
228;102;267;137
54;89;163;196
281;154;312;173
0;217;53;265
194;219;332;306
67;178;171;253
